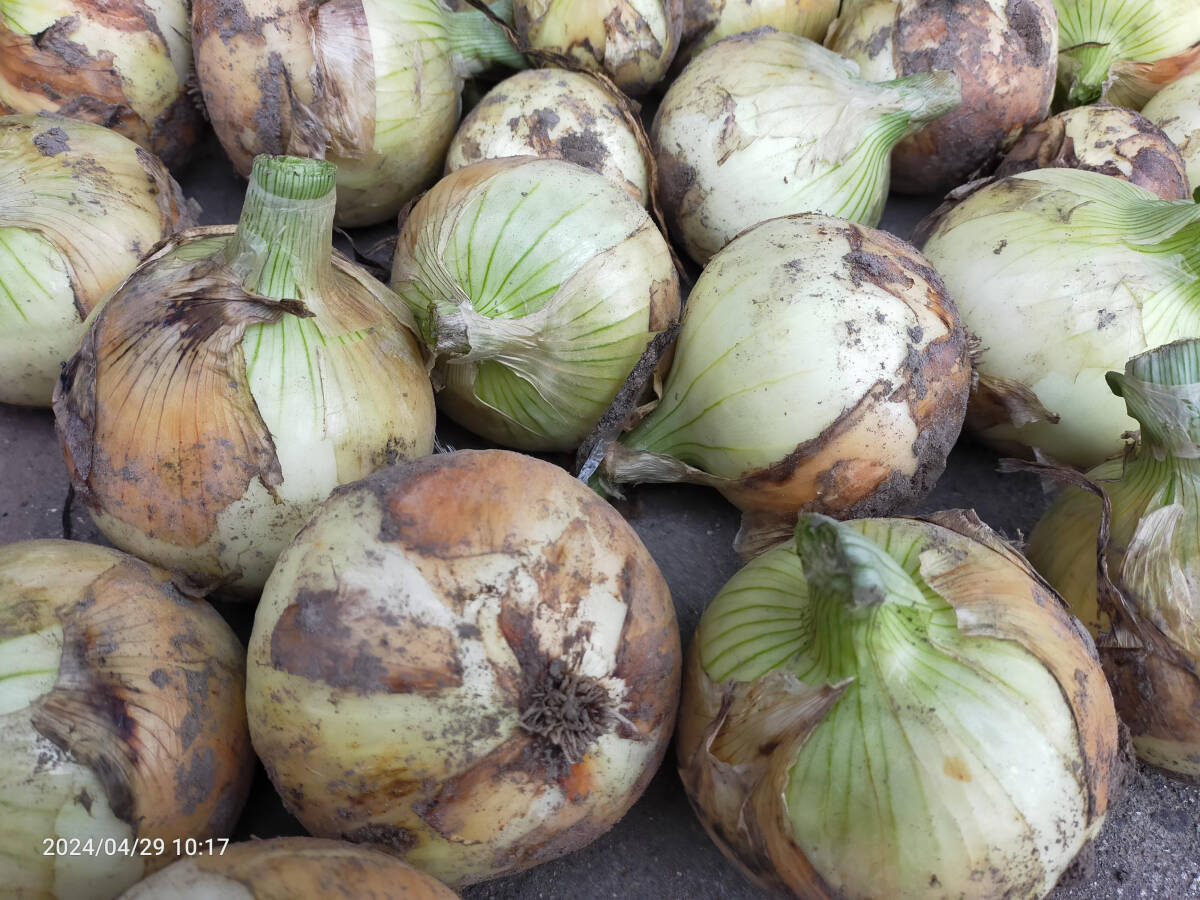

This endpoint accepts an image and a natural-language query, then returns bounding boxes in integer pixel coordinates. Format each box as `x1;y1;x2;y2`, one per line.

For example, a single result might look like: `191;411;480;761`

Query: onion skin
119;838;458;899
1142;70;1200;195
246;450;681;887
827;0;1058;195
0;540;253;900
0;1;199;169
678;0;837;63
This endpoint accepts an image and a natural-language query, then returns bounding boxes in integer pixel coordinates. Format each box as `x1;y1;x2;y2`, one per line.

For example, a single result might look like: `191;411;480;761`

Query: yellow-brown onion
0;540;254;900
677;0;838;64
245;449;681;887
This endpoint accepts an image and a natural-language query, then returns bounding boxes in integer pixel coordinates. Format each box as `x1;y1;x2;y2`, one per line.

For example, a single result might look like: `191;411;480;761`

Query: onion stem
447;0;527;74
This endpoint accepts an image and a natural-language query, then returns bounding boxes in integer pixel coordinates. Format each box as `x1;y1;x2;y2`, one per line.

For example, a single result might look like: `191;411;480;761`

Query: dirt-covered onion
391;157;679;451
679;512;1119;899
677;0;837;64
53;156;435;595
246;450;681;886
994;104;1191;200
119;837;457;899
1143;70;1200;194
0;115;193;407
652;28;960;264
826;0;1058;195
192;0;525;227
595;214;969;546
446;69;648;203
0;540;253;900
0;1;199;168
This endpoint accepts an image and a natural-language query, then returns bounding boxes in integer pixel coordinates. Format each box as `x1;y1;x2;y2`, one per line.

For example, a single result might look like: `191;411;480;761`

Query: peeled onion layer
919;167;1200;469
1143;70;1200;197
652;29;961;264
678;0;838;63
0;540;253;900
678;512;1119;899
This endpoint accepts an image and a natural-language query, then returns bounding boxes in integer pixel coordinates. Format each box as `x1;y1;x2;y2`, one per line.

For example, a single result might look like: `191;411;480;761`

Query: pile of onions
245;450;681;886
678;0;837;64
595;214;969;546
119;838;456;899
652;29;960;264
446;69;648;203
679;512;1119;898
0;1;199;168
390;157;679;451
919;168;1200;468
1027;340;1200;779
826;0;1058;194
0;540;253;900
0;115;193;407
54;155;435;594
192;0;526;226
1143;70;1200;193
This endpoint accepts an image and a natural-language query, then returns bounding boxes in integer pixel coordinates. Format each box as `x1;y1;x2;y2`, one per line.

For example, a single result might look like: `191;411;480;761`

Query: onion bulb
652;29;960;265
1056;0;1200;109
446;69;648;203
826;0;1058;195
595;214;968;545
1142;70;1200;196
678;0;837;64
0;115;193;407
246;449;681;886
994;104;1192;200
53;155;436;595
118;838;457;899
919;168;1200;468
513;0;683;94
0;540;253;900
391;157;679;451
192;0;526;227
679;512;1119;899
1027;340;1200;779
0;1;199;168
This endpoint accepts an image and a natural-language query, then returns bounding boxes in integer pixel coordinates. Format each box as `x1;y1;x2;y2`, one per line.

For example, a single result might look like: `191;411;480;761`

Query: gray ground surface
1;138;1197;898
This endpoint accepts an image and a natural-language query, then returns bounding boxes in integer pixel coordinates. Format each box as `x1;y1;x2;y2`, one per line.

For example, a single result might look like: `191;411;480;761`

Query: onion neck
226;155;336;300
886;69;962;134
446;0;526;76
1063;44;1118;107
1108;340;1200;461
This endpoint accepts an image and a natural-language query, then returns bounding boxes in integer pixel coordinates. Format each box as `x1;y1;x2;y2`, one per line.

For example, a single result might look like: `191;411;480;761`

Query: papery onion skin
53;156;436;595
0;540;253;900
245;449;681;887
119;837;458;899
0;115;193;407
826;0;1058;195
391;157;679;452
652;28;960;264
445;69;648;203
598;214;969;540
1142;70;1200;196
513;0;683;94
678;0;837;64
0;0;199;168
678;512;1119;899
919;167;1200;469
995;104;1191;200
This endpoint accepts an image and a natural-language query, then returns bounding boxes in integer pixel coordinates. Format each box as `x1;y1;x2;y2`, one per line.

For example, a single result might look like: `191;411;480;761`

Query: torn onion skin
0;0;200;169
245;450;681;887
827;0;1059;195
119;837;458;899
0;540;253;900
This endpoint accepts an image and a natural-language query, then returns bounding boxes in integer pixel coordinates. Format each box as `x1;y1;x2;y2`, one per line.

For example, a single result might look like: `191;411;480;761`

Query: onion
652;29;960;265
826;0;1058;195
595;214;969;545
245;449;681;886
390;157;679;451
994;104;1192;200
678;0;837;64
0;115;193;407
918;168;1200;468
1142;70;1200;196
0;1;199;169
512;0;683;94
678;512;1120;899
53;155;436;595
1056;0;1200;109
0;540;253;900
119;837;457;898
446;69;648;203
1026;340;1200;779
191;0;526;227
